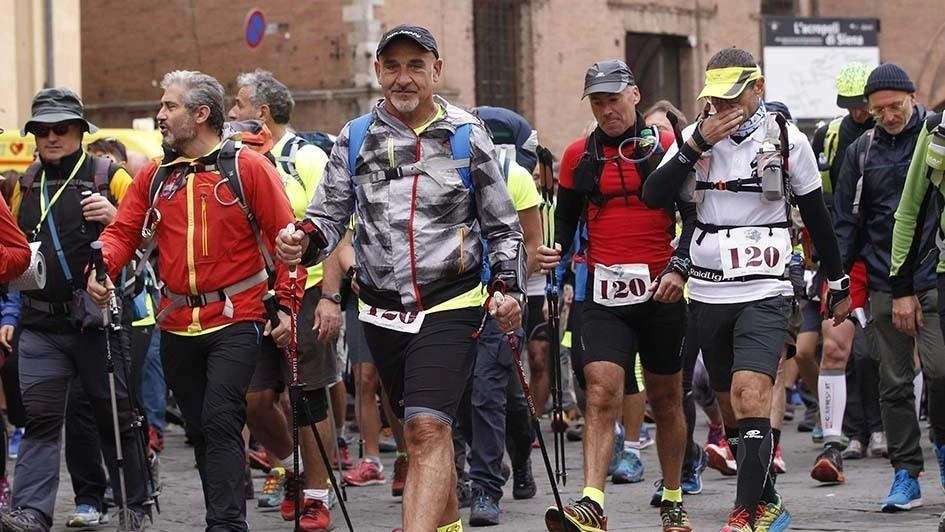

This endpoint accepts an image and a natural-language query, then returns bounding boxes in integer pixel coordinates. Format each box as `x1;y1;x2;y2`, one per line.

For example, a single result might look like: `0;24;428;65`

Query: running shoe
280;472;304;522
469;488;501;526
335;437;354;470
810;446;844;484
681;447;707;494
881;469;922;512
612;448;644;484
247;446;273;473
607;423;626;476
754;494;791;532
379;427;397;453
638;426;655;450
67;504;106;528
719;506;753;532
811;424;824;444
391;455;408;497
299;498;332;532
659;500;691;532
342;458;384;487
842;439;864;460
257;466;287;509
869;431;888;458
705;440;737;476
512;458;536;500
0;507;45;532
544;496;607;532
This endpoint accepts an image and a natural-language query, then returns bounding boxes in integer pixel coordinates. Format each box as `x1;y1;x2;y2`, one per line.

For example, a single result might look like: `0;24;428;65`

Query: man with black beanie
832;62;944;513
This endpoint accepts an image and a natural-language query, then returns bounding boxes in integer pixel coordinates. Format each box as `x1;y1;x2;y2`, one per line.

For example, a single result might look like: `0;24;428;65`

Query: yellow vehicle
0;128;163;172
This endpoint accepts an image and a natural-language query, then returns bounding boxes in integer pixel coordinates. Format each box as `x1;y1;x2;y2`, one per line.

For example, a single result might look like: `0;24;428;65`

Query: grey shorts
690;296;792;392
248;286;339;393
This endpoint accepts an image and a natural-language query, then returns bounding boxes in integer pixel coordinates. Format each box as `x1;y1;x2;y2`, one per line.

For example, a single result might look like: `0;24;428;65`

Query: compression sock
724;425;740;461
735;417;773;514
819;369;847;446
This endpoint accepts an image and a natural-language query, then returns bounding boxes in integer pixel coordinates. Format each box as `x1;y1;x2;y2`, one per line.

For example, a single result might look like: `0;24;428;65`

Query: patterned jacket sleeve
302;122;357;265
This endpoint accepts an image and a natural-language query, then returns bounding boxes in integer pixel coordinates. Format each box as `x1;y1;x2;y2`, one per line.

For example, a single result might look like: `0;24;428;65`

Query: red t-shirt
558;128;675;279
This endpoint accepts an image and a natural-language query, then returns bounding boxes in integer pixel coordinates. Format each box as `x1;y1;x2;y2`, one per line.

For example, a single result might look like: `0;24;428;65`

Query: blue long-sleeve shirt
1;291;22;328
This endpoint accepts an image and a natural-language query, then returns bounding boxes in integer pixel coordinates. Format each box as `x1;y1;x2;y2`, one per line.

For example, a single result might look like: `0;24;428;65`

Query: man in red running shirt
537;59;695;532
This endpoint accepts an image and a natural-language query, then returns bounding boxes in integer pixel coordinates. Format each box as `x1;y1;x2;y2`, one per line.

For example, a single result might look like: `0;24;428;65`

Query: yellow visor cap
697;66;762;100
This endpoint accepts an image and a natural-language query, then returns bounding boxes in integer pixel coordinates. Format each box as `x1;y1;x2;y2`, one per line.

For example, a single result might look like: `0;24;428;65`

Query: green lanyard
32;152;88;237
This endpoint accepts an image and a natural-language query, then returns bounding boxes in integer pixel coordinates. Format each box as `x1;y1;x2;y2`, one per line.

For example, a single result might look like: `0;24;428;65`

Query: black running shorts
690;296;792;392
580;297;686;388
362;306;482;423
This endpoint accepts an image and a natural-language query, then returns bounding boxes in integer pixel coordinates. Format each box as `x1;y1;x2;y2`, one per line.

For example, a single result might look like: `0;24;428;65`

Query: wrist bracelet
692;125;714;152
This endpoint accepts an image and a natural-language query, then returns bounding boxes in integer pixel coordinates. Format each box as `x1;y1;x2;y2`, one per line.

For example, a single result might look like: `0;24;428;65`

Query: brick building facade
80;0;945;156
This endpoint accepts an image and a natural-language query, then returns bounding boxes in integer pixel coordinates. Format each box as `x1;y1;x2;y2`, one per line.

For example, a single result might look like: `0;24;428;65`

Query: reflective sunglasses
30;122;74;137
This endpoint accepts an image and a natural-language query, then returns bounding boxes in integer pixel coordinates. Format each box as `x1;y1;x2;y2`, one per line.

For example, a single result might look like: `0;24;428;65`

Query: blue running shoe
681;446;708;495
638;425;654;450
881;469;923;512
607;423;626;476
612;448;644;484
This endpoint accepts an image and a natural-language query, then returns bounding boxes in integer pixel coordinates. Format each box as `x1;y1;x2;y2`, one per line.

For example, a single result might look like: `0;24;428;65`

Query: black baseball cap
376;24;439;58
582;60;636;99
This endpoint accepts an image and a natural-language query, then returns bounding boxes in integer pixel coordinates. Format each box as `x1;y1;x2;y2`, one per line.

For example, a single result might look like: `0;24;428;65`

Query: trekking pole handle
284;223;299;280
91;241;107;284
262;291;281;331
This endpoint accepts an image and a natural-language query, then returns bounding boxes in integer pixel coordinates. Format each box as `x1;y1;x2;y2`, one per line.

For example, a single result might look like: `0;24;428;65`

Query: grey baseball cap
376;24;439;58
22;88;98;136
582;60;636;99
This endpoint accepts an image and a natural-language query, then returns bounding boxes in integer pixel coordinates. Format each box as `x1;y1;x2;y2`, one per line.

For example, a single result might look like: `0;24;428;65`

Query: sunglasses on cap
30;122;76;137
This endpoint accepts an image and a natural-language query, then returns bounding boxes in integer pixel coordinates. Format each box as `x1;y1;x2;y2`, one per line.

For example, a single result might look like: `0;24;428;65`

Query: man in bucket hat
0;87;152;532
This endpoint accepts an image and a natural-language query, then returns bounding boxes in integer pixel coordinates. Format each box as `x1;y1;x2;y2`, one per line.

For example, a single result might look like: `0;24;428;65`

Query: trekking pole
537;146;567;486
491;288;565;519
119;264;162;514
301;391;355;532
91;241;131;527
263;291;356;532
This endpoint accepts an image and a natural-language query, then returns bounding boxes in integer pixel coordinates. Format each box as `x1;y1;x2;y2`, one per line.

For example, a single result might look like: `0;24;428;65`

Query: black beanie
864;64;915;97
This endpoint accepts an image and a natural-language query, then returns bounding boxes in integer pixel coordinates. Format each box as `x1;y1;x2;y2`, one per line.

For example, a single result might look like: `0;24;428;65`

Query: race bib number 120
593;263;652;307
359;305;425;334
718;227;788;279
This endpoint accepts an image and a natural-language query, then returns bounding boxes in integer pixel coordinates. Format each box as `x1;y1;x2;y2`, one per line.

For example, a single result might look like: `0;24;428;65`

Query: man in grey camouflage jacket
277;24;525;532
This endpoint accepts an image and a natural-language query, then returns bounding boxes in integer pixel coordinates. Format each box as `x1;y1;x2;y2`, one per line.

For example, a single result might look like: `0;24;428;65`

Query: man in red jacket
87;70;300;531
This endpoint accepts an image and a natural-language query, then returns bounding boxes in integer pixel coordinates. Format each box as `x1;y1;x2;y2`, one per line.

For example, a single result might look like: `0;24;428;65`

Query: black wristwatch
321;293;342;304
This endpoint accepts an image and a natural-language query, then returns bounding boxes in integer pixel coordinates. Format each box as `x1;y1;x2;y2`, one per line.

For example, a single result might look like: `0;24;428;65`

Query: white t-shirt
658;118;821;304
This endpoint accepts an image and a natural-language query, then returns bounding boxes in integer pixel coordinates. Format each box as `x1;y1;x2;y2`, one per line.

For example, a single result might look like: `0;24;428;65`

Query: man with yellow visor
643;47;851;532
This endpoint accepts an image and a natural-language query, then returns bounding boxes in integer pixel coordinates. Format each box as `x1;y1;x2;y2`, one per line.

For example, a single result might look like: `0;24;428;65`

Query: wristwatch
321;293;342;304
827;275;850;291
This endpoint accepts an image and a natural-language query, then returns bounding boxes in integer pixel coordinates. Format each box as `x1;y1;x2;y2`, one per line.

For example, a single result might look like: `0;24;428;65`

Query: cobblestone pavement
35;414;945;531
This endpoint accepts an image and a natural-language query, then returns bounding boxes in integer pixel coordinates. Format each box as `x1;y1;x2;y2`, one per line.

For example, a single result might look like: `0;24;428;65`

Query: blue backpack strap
347;113;374;177
450;123;473;190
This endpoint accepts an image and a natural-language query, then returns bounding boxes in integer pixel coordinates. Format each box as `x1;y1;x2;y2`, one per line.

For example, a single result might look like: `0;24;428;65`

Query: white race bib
718;226;789;279
359;305;425;334
593;263;652;307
